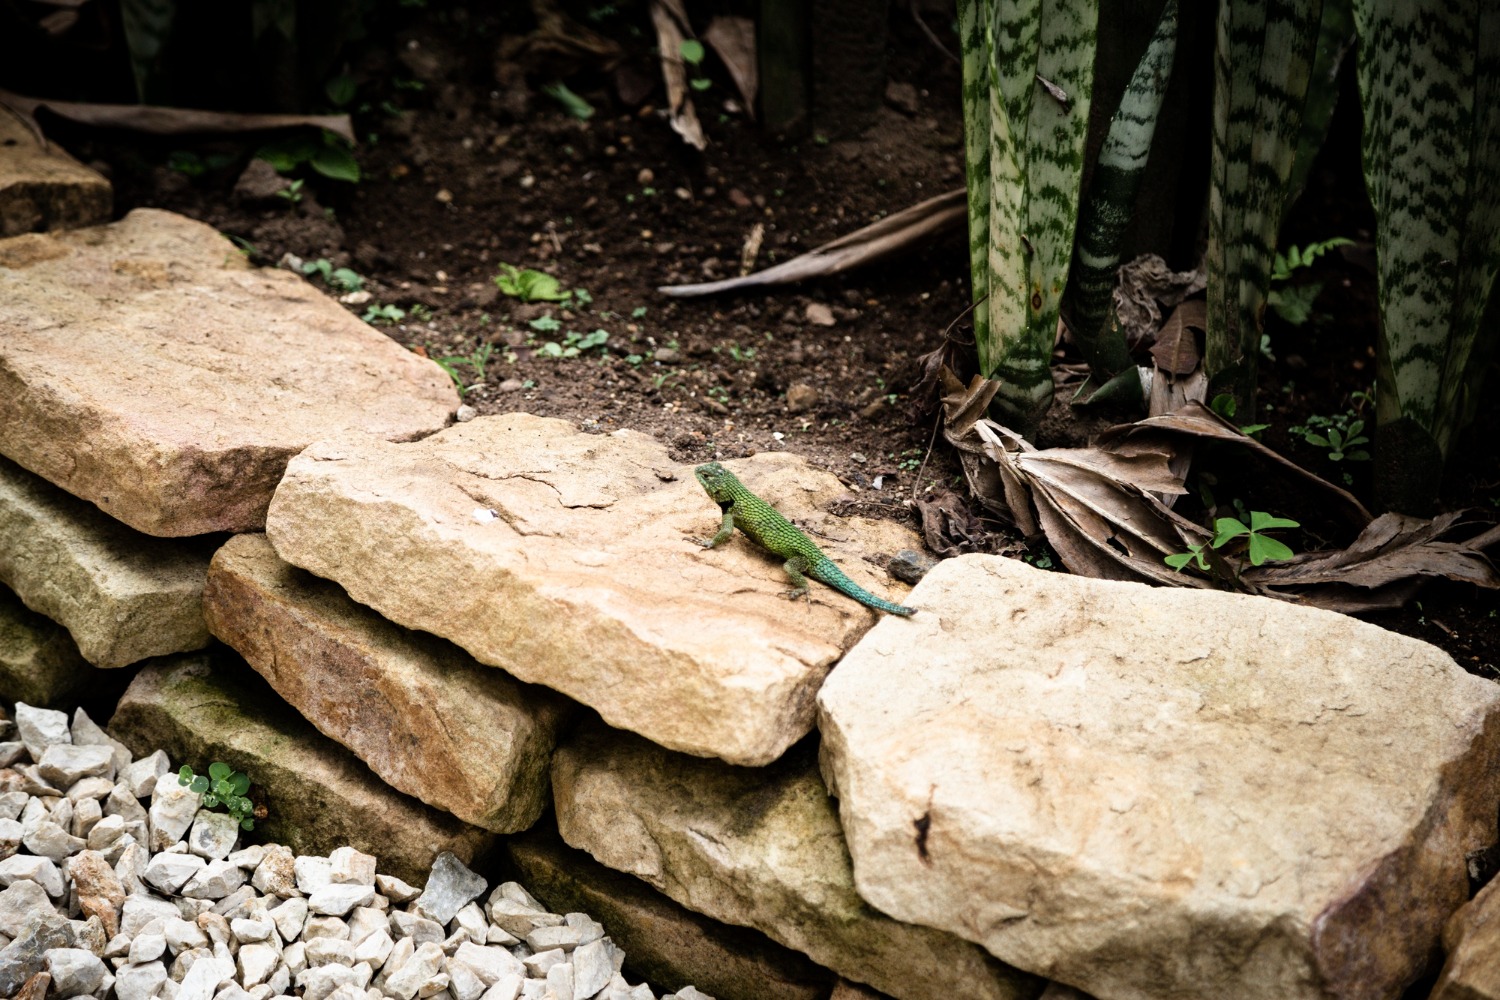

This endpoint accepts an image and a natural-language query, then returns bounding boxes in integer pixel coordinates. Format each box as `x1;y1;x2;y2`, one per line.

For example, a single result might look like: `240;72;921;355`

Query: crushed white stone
0;701;716;1000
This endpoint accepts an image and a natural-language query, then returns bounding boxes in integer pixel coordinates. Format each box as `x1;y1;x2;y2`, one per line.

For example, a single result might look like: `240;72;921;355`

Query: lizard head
694;462;736;500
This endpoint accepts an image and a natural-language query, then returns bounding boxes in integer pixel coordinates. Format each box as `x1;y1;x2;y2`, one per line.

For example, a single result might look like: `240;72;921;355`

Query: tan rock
817;554;1500;1000
202;533;569;832
1431;875;1500;999
108;654;494;885
551;725;1041;1000
0;208;456;537
265;415;919;765
507;826;833;1000
0;583;102;704
67;850;125;938
0;112;111;237
0;455;213;668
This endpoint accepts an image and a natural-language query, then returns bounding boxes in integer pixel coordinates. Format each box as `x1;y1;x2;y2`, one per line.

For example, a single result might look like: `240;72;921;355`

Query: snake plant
1352;0;1500;510
958;0;1098;433
1203;0;1323;415
1065;0;1178;392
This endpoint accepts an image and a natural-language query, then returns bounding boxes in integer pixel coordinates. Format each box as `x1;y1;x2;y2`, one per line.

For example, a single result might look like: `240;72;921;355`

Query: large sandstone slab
817;554;1500;1000
265;414;919;765
203;532;570;832
0;208;456;537
1431;874;1500;999
507;826;834;1000
551;724;1042;1000
0;112;111;237
0;584;102;705
108;653;494;885
0;454;213;667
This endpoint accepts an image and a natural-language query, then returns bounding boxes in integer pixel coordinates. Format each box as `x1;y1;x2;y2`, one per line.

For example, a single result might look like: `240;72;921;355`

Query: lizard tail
810;557;916;616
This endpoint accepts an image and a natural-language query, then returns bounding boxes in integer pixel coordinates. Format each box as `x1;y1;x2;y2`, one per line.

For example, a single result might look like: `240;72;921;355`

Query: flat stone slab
108;653;494;885
0;112;111;237
817;554;1500;1000
0;208;456;537
507;825;834;1000
551;724;1041;1000
0;454;213;667
0;583;101;705
266;414;920;765
203;532;570;832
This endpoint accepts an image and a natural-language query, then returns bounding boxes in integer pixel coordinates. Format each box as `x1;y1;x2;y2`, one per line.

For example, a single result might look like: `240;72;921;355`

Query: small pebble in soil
803;303;836;327
785;384;819;413
889;549;941;585
455;405;477;422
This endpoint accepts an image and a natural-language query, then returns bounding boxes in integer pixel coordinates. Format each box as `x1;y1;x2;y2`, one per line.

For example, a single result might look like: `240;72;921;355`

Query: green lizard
692;462;915;616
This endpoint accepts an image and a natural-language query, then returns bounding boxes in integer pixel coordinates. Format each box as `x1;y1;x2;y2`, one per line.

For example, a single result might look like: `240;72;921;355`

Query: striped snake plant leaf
1352;0;1500;504
958;0;994;355
1203;0;1323;415
1284;0;1354;215
1065;0;1178;380
979;0;1098;432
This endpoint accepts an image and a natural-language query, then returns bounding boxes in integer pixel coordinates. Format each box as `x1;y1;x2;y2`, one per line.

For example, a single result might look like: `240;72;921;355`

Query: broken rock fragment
0;111;111;237
0;456;213;668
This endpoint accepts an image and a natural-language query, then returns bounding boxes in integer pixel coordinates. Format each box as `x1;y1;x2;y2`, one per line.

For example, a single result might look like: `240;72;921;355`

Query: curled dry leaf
1113;253;1206;346
938;366;1211;585
916;489;1000;557
1245;513;1500;612
935;377;1498;612
1149;298;1205;375
704;16;758;116
521;0;624;74
659;187;966;297
739;222;765;276
0;89;355;145
649;0;707;151
1099;401;1373;528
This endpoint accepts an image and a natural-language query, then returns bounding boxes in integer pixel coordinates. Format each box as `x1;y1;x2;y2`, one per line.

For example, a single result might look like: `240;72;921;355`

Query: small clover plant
179;762;257;831
1289;413;1371;462
1167;511;1301;573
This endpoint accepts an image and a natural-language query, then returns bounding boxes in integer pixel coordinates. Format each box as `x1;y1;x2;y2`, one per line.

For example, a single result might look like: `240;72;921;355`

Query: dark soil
53;3;1499;674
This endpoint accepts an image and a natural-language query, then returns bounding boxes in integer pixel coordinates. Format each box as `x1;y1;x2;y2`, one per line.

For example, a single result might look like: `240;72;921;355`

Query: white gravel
0;703;713;1000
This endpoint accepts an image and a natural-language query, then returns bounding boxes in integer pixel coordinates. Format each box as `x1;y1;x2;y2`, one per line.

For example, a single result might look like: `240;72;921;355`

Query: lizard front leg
781;554;811;601
695;506;736;548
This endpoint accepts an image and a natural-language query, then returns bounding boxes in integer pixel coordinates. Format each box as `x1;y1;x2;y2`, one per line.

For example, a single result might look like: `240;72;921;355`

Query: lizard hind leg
781;555;811;602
